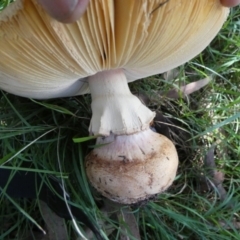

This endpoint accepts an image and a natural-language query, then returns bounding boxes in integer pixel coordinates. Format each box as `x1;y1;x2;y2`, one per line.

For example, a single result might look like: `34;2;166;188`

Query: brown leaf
100;199;141;240
118;208;141;240
153;111;170;139
134;92;150;106
203;146;227;202
219;219;240;230
39;201;68;240
163;68;180;81
166;77;211;99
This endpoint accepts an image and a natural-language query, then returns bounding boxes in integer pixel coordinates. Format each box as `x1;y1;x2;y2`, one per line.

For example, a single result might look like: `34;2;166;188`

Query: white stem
88;69;155;136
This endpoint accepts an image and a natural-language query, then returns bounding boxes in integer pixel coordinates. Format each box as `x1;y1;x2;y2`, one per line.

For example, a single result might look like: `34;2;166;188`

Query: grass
0;0;15;11
0;5;240;240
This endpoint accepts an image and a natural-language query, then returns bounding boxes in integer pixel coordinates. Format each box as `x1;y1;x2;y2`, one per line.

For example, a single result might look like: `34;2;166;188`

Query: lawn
0;2;240;240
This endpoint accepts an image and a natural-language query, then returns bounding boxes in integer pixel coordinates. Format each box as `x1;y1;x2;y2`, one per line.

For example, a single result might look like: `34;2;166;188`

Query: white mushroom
0;0;229;203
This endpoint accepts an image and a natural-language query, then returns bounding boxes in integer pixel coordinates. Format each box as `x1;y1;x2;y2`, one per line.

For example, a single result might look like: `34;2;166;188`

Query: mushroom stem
87;69;178;204
88;68;155;136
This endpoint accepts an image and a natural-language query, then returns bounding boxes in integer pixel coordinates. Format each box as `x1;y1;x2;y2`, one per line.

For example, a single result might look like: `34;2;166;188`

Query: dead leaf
203;146;227;202
166;77;211;99
118;208;141;240
134;92;150;106
153;111;170;139
39;201;68;240
163;68;180;81
219;219;240;230
99;199;141;240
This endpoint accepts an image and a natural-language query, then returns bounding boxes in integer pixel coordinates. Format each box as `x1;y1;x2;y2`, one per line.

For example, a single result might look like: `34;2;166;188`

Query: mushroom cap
85;128;178;204
0;0;229;98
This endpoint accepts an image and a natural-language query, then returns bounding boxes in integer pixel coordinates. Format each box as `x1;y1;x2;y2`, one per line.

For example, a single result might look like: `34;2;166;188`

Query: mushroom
0;0;229;204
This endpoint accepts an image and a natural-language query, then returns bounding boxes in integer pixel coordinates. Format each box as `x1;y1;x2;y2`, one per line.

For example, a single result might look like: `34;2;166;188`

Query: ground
0;5;240;240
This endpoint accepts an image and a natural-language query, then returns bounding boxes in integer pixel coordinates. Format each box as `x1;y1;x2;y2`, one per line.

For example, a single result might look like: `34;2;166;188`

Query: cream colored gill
0;0;229;98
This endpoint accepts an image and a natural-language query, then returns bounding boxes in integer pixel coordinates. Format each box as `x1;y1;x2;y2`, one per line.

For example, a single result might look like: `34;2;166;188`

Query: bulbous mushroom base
85;128;178;204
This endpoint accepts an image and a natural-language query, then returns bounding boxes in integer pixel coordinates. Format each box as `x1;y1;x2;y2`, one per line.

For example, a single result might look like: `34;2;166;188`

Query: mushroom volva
0;0;229;204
